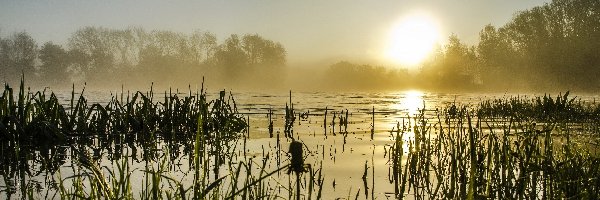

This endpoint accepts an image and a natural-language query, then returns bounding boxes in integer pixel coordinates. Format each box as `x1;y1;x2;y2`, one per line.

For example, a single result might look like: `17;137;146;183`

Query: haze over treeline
0;27;286;90
1;0;598;92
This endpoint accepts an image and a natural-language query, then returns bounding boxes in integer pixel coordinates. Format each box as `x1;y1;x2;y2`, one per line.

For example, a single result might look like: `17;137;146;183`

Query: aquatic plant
389;101;600;199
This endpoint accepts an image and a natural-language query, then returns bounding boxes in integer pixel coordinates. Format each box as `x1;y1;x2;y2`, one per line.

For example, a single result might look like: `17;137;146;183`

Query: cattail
288;140;304;174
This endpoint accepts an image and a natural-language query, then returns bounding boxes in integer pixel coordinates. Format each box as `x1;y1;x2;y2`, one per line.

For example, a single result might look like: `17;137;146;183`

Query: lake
1;90;599;199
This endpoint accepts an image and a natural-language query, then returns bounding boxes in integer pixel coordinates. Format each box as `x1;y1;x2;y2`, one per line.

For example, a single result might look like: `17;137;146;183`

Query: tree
0;31;37;83
420;34;477;90
240;34;287;85
65;48;91;84
0;26;289;88
214;34;248;82
240;34;286;67
497;0;600;90
68;27;115;83
477;24;521;88
39;42;69;86
190;31;217;64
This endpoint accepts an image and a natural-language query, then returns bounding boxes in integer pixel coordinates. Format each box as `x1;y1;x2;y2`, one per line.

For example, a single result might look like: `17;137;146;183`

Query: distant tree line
422;0;600;91
2;0;597;91
327;0;600;91
0;27;286;88
324;61;411;90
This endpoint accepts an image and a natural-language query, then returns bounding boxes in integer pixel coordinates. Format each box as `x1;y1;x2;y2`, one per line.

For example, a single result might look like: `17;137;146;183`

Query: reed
1;78;328;200
388;93;600;199
3;77;600;199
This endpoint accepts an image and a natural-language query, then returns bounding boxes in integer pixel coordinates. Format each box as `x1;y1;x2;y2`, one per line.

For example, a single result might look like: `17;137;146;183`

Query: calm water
2;90;599;199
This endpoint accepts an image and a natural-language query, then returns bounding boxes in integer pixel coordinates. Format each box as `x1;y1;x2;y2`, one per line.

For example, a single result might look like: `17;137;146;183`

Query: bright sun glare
401;90;424;116
385;13;441;66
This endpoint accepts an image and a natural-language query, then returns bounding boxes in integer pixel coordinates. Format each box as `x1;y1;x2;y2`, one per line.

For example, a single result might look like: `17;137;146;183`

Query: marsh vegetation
1;79;599;199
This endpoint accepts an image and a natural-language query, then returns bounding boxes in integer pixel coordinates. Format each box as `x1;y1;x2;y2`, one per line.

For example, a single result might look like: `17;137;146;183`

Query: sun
385;13;441;66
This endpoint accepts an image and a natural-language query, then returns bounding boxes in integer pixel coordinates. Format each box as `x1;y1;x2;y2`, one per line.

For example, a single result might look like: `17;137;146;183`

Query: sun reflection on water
386;90;425;153
399;90;424;116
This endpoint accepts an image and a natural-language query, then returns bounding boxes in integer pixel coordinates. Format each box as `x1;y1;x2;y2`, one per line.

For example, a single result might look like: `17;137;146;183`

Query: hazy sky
0;0;550;66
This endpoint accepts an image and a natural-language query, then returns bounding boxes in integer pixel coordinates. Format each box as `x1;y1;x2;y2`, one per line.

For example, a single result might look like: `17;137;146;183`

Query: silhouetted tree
68;27;115;83
0;31;37;83
240;34;286;85
39;42;69;86
214;34;248;82
190;31;217;64
3;26;289;88
476;0;600;90
477;24;522;88
138;44;182;83
420;34;477;90
65;48;91;84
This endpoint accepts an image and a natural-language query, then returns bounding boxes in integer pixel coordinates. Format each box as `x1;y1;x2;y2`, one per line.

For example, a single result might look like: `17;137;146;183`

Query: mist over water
1;0;600;199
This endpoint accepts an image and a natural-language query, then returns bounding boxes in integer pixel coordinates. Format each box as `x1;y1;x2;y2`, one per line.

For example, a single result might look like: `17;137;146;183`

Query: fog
1;1;599;93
